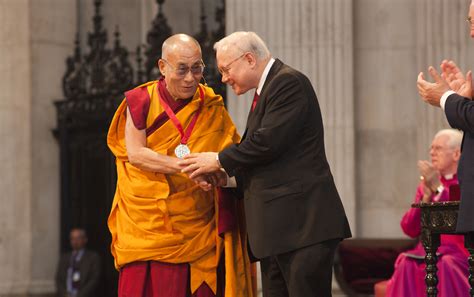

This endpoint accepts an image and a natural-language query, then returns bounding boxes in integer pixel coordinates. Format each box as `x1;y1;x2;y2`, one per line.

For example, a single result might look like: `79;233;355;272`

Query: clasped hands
417;59;473;106
417;160;441;203
178;152;225;191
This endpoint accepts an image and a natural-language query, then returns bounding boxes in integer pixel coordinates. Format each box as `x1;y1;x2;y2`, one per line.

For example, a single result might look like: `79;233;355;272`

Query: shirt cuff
220;168;236;188
440;90;455;110
224;176;237;188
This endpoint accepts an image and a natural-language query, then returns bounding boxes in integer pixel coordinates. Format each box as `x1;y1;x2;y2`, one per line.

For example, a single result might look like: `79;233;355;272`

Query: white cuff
221;168;236;188
440;90;455;110
224;176;237;188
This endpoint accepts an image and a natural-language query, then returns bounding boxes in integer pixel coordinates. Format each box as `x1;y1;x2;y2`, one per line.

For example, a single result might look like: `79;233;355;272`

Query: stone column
355;0;470;238
0;0;76;295
355;0;421;237
29;0;76;294
225;0;356;231
415;0;471;160
0;0;33;294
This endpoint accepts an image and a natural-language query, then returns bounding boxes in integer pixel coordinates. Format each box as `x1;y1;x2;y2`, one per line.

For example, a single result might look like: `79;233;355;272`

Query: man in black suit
181;31;352;297
416;0;474;234
418;65;474;232
55;228;101;297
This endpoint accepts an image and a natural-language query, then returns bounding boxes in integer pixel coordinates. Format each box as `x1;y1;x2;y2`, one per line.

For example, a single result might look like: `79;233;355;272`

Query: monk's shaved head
158;34;204;100
162;34;201;59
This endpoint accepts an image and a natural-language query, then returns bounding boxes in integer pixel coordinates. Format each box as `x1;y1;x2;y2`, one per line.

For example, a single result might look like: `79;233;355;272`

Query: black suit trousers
260;238;340;297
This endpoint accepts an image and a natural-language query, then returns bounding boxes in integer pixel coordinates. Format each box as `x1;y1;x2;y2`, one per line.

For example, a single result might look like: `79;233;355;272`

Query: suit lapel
241;128;248;141
259;59;283;97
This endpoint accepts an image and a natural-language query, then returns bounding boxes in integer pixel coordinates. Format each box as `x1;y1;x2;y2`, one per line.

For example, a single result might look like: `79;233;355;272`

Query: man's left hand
192;174;213;191
417;66;451;107
179;152;220;179
440;60;473;99
191;170;228;191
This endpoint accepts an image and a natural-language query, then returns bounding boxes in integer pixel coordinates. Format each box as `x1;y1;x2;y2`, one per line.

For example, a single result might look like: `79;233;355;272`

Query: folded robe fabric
107;80;254;296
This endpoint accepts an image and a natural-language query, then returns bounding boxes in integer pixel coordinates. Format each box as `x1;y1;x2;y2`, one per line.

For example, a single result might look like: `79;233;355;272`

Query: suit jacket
445;93;474;232
55;249;101;297
219;59;352;259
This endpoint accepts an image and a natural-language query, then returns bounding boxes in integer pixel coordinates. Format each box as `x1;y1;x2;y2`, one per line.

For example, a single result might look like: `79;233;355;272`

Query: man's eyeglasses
162;59;205;77
429;145;453;154
218;53;246;76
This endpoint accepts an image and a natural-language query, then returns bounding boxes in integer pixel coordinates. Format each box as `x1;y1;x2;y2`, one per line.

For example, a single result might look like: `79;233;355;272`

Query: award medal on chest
174;143;191;159
158;83;204;159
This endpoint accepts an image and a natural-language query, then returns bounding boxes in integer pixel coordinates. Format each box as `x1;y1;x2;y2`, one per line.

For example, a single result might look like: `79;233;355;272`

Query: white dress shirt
440;90;456;110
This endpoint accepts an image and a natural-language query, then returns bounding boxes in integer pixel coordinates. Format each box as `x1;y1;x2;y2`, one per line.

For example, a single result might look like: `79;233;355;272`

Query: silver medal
175;144;191;159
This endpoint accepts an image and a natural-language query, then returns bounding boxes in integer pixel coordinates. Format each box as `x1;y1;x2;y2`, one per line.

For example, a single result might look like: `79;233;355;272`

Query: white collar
444;173;454;180
256;58;275;95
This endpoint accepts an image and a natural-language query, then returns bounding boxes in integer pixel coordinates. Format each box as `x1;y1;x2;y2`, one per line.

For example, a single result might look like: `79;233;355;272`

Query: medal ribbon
158;84;204;145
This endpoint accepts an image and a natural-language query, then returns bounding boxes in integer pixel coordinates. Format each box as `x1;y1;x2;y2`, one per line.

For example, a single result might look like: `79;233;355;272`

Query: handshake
178;152;228;191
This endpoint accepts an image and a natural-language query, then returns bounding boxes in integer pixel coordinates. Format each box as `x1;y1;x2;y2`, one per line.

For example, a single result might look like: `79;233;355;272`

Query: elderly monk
107;34;254;297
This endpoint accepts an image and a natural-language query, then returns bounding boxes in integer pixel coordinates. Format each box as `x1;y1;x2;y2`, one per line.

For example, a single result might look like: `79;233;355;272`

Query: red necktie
251;91;260;111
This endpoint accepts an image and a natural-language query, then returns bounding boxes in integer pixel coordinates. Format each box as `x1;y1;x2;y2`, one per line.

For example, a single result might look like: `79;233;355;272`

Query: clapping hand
417;66;451;107
417;160;440;202
440;60;473;99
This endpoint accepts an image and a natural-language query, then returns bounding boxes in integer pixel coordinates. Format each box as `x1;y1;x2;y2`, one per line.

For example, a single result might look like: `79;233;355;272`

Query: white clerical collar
256;58;275;96
444;173;454;180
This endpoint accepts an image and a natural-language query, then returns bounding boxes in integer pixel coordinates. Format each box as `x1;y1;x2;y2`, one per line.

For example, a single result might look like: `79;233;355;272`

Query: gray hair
213;31;271;61
434;129;463;149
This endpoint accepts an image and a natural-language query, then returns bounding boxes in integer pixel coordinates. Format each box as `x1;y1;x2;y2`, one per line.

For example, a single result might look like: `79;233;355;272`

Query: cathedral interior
1;0;473;296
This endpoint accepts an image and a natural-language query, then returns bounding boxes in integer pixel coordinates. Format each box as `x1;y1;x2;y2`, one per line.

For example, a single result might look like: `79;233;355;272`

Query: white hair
434;129;463;149
213;31;271;61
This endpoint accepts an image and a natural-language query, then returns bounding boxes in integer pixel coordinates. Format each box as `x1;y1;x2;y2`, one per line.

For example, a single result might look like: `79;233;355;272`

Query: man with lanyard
55;228;101;297
107;34;254;297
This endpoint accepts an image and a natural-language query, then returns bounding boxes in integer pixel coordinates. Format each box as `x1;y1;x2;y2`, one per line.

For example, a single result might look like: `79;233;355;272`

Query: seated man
385;129;469;297
107;34;253;297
